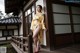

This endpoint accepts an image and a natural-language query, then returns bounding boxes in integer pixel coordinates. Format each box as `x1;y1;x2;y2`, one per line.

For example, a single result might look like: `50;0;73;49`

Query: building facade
0;17;21;41
5;0;80;50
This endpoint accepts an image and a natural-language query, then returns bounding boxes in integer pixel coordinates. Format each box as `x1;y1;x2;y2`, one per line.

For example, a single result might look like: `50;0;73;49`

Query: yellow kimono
30;13;46;44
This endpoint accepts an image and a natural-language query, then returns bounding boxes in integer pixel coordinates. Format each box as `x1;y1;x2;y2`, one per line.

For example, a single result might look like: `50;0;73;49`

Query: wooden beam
6;3;21;8
24;0;37;11
5;7;19;13
51;0;80;7
5;0;23;13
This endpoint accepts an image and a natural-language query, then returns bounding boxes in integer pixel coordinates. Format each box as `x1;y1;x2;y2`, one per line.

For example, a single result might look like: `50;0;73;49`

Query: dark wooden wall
50;0;80;49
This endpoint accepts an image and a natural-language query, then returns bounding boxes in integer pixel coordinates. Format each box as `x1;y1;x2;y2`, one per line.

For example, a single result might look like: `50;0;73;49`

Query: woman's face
36;6;41;12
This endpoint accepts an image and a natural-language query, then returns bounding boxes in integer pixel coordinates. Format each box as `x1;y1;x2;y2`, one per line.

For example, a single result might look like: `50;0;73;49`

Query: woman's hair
37;5;42;10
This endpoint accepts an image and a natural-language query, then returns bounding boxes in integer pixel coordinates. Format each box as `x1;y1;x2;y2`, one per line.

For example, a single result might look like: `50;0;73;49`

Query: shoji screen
52;4;71;34
72;6;80;32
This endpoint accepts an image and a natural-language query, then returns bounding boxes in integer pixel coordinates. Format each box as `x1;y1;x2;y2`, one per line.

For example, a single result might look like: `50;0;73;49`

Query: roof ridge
0;17;21;24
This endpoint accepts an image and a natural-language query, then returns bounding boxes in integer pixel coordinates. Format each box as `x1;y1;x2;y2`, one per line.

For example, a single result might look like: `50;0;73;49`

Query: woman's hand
43;28;47;32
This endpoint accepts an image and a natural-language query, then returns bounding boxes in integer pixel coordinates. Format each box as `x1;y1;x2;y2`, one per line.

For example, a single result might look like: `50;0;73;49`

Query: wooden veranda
4;0;80;53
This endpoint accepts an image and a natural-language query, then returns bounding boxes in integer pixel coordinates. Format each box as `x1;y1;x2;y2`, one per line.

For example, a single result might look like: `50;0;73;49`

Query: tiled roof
0;17;21;24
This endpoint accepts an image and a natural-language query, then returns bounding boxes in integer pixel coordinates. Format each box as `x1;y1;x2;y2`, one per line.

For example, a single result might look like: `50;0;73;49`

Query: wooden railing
11;35;33;53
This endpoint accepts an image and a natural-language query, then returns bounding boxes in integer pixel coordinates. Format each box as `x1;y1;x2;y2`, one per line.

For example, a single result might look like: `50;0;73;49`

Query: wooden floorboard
40;44;80;53
11;43;80;53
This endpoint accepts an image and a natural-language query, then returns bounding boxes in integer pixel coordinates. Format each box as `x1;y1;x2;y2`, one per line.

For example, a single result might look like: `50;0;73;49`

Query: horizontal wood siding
55;34;73;48
74;33;80;43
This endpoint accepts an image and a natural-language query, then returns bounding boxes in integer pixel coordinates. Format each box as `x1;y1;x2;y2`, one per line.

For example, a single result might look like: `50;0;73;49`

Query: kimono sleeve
41;15;46;30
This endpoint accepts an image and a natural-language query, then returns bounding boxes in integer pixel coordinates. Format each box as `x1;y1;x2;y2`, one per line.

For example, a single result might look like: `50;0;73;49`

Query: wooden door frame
43;0;55;50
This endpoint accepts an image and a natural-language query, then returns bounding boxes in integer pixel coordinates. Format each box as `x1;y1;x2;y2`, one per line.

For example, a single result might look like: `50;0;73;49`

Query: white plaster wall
36;0;44;7
25;11;28;16
53;14;70;24
55;25;71;34
43;30;47;46
32;6;35;18
19;25;23;35
0;31;2;37
25;9;31;16
18;11;23;35
74;25;80;32
71;6;80;14
18;10;22;17
14;30;18;35
19;16;23;35
28;9;31;14
0;37;6;40
52;4;69;13
73;15;80;23
32;6;35;12
7;37;11;40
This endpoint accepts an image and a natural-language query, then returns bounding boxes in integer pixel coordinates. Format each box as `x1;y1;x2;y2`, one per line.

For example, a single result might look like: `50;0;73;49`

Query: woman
30;5;46;53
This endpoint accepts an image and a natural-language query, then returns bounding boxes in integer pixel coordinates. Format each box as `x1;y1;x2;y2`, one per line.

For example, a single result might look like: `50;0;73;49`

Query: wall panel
0;31;2;37
73;15;80;23
55;25;71;34
52;4;69;13
14;30;18;35
0;37;6;41
53;14;70;24
74;25;80;32
72;6;80;14
7;26;17;29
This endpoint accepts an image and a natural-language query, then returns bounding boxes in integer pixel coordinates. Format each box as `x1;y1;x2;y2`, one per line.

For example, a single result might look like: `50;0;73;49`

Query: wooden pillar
22;8;26;51
28;34;33;53
22;11;26;37
43;0;55;50
18;25;20;36
6;25;7;40
69;6;75;44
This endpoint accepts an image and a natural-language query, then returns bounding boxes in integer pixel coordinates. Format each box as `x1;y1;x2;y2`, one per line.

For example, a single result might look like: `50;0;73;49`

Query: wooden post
22;9;26;51
69;6;75;44
5;27;7;41
20;38;22;48
28;34;33;53
18;25;20;36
